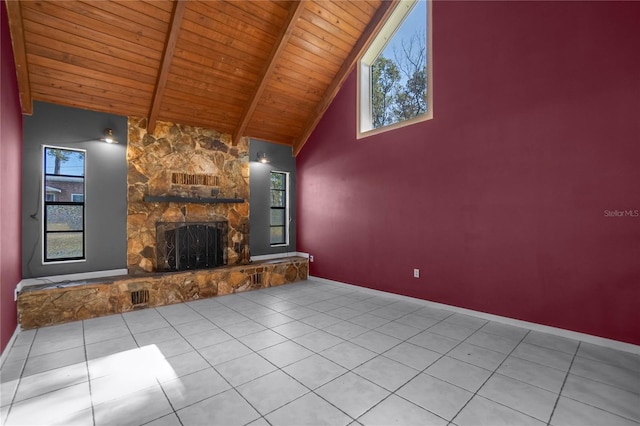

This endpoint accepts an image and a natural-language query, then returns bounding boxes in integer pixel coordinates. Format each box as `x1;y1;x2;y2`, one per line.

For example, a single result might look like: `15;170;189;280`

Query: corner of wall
1;0;24;353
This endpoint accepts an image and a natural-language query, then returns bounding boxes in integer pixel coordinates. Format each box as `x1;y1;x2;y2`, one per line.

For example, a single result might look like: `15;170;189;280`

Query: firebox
156;221;228;272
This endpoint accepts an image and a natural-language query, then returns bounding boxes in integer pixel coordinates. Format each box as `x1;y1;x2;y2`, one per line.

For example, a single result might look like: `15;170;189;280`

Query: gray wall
22;101;128;278
249;139;296;256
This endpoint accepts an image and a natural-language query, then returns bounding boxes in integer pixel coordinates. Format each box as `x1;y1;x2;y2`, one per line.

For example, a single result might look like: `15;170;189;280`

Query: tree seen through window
372;1;427;129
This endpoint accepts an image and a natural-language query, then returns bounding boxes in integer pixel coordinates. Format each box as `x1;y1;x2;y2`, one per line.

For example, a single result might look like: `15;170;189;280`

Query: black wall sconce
101;128;118;144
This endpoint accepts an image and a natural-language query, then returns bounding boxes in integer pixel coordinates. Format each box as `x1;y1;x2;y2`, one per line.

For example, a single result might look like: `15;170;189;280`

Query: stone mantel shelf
143;195;245;204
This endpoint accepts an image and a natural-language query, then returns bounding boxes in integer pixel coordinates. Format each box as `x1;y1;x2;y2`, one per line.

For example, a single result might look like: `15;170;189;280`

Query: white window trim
357;0;433;139
270;171;290;247
42;144;87;264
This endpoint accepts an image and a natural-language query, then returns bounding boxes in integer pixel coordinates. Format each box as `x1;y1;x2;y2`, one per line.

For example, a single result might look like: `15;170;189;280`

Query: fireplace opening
156;221;228;272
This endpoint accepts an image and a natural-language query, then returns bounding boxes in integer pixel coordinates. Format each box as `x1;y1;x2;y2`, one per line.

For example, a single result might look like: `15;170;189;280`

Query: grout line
149;308;186;426
164;291;304;424
230;288;392;423
446;328;536;424
546;341;580;426
0;326;22;368
371;318;473;423
2;327;37;424
346;308;468;423
80;320;97;426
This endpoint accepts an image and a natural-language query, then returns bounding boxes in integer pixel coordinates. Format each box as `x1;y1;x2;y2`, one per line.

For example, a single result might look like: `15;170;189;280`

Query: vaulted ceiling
5;0;397;154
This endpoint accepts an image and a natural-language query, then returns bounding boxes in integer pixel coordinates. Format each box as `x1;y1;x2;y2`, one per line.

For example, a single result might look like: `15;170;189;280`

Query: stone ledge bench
18;256;308;329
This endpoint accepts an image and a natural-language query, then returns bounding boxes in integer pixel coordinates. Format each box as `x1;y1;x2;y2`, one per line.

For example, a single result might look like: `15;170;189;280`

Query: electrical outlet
309;255;314;262
413;268;420;278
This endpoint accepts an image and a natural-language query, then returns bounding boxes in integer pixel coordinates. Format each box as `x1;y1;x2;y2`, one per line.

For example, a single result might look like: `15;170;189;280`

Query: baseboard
17;268;129;295
0;326;21;365
309;275;640;355
251;252;309;262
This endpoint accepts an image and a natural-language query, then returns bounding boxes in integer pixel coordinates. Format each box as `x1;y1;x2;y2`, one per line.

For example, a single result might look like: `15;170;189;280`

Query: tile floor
1;279;639;426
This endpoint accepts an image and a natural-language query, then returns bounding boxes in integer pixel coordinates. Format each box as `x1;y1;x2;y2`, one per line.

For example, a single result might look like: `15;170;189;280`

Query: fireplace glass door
156;222;228;271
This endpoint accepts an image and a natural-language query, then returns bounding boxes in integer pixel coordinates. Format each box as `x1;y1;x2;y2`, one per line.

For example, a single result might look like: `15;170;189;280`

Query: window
43;146;86;262
270;171;289;246
358;0;432;137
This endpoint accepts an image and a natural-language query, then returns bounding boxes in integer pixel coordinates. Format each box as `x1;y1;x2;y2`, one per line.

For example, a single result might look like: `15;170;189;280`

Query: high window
358;0;432;137
43;146;86;262
269;171;289;246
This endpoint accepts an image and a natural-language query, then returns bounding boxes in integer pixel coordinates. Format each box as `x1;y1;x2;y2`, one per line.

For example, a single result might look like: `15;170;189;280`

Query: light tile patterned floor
1;279;639;426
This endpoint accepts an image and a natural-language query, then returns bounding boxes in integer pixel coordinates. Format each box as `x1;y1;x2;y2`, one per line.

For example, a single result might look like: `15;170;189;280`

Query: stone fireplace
17;118;309;329
127;117;250;274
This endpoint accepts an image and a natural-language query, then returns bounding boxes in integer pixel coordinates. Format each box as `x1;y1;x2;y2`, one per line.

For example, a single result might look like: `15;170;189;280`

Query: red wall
1;0;23;353
297;1;640;344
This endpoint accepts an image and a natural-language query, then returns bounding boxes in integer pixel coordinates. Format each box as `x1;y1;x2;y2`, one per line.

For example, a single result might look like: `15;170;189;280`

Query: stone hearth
18;257;308;329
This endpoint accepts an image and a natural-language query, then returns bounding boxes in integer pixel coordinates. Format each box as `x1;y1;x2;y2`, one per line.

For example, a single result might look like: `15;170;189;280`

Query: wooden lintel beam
5;0;32;115
231;0;307;145
292;0;400;156
147;0;186;135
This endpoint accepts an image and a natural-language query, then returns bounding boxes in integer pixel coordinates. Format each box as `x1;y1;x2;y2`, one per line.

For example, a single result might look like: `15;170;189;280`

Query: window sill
357;111;432;140
42;259;87;265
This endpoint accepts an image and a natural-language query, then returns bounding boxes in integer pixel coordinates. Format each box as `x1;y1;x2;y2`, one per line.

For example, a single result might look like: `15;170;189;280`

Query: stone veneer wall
18;257;308;329
127;117;250;274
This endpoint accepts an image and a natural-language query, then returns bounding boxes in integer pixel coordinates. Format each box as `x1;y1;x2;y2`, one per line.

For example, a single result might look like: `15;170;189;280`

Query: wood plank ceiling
5;0;397;154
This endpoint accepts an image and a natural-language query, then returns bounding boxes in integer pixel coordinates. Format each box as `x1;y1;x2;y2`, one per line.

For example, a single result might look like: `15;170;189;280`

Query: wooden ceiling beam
5;0;33;114
231;0;307;145
292;0;400;156
147;0;186;135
